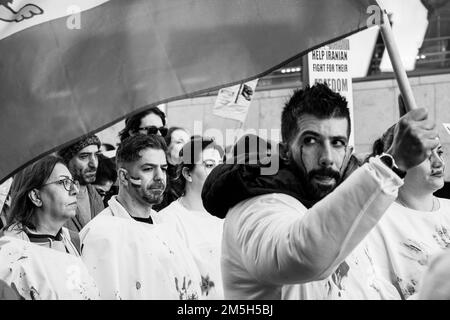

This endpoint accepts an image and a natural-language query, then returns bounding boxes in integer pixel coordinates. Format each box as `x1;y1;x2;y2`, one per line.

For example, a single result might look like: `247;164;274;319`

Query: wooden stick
380;10;418;111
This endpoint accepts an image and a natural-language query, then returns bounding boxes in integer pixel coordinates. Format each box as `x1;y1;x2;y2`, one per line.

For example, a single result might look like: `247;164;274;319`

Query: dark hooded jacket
202;135;361;219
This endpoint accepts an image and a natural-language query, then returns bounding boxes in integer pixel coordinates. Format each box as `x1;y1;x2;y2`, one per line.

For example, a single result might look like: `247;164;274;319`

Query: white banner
213;79;259;123
308;38;355;145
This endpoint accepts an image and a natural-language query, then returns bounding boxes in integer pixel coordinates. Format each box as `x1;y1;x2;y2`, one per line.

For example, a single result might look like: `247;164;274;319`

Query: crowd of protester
0;83;449;300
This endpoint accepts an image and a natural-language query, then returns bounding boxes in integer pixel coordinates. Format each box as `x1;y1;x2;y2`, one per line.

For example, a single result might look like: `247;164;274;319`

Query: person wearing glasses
58;134;104;233
119;106;168;141
1;155;81;255
155;137;225;299
0;155;101;299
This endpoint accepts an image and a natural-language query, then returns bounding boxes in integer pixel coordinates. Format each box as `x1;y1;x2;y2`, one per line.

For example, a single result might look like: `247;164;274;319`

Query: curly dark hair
281;83;350;144
94;155;117;185
119;106;167;141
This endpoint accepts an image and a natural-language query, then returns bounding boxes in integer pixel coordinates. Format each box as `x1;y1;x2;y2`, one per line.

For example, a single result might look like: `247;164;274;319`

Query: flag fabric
0;0;378;183
0;237;99;300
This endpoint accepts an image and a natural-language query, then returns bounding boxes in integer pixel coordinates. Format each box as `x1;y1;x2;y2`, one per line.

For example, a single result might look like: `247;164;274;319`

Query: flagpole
379;10;418;112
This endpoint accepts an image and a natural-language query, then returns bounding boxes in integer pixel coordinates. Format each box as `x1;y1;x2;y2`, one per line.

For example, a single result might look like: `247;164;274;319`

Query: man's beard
137;182;166;205
306;167;341;201
83;171;97;184
72;168;96;185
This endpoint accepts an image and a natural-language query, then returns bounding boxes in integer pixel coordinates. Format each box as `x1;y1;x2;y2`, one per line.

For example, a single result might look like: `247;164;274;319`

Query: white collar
107;196;156;221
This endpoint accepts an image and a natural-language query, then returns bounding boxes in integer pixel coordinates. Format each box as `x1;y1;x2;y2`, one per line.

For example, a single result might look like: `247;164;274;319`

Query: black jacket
202;137;360;219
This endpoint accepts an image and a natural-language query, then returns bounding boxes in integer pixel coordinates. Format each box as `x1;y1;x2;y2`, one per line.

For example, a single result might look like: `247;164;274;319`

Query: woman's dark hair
176;137;224;195
94;154;117;185
7;155;66;230
119;106;167;141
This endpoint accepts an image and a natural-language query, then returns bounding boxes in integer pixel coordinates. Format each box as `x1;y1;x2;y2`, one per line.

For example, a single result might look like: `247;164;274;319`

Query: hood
201;154;315;219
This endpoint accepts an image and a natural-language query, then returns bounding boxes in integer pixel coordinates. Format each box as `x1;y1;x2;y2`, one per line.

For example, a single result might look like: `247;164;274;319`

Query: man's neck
78;184;88;195
116;192;153;219
398;187;435;212
181;187;205;212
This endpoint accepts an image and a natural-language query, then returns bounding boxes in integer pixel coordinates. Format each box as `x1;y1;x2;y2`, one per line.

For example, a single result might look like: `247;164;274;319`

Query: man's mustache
308;168;341;182
148;183;165;190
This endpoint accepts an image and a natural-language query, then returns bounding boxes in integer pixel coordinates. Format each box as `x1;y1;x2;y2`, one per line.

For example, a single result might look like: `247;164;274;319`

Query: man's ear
278;142;290;162
28;189;42;207
340;145;355;177
182;167;193;183
118;168;129;186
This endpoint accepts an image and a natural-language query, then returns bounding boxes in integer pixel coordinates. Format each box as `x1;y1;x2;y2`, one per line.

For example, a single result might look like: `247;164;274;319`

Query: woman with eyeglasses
1;155;81;256
155;137;225;299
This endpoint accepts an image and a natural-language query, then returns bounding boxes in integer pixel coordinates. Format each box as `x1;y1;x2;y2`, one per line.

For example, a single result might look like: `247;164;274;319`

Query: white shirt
367;198;450;299
282;240;401;300
155;199;224;299
0;236;99;299
222;157;403;300
80;196;202;300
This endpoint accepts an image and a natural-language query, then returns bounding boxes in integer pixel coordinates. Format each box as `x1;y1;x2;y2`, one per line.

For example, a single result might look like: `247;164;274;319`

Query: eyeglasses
137;126;168;137
41;178;80;192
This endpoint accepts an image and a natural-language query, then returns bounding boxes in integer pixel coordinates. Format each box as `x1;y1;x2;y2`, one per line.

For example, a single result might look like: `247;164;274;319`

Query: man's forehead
296;115;349;138
141;113;163;127
137;148;167;165
77;145;99;154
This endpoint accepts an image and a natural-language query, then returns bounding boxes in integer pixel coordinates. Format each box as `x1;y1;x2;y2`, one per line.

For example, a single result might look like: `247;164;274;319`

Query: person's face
404;144;445;193
123;148;168;206
93;180;114;200
189;148;222;194
39;163;79;222
68;145;100;185
288;114;349;200
168;129;190;165
130;113;165;137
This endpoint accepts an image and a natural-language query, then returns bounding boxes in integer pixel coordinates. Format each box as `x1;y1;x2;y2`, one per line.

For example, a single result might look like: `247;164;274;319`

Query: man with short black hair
80;134;202;299
202;83;439;299
58;135;104;233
